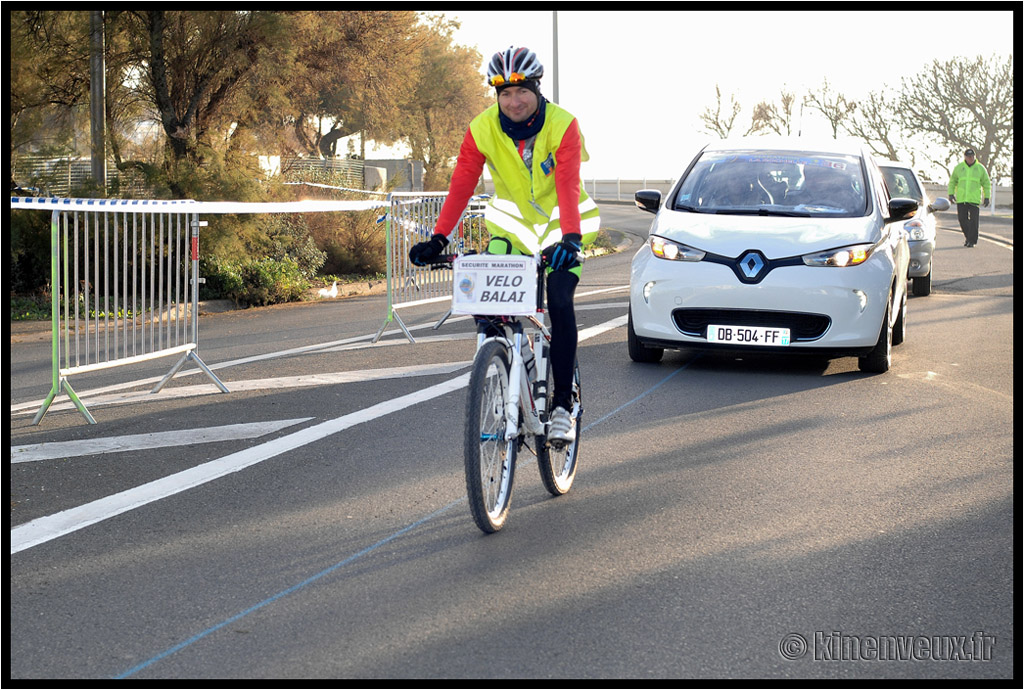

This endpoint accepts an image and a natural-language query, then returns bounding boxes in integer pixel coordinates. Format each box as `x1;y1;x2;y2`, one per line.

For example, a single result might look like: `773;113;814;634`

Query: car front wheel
859;298;892;373
892;289;907;346
627;308;664;363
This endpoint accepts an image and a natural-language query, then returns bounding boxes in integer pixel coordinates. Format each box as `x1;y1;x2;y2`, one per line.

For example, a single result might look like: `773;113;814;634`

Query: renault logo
738;251;766;280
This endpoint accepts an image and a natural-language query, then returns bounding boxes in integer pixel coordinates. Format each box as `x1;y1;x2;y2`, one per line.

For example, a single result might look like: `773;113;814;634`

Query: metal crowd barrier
10;197;227;424
373;192;490;343
12;196;389;425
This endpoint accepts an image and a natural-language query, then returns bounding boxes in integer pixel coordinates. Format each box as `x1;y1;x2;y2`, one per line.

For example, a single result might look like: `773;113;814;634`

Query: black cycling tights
545;269;579;411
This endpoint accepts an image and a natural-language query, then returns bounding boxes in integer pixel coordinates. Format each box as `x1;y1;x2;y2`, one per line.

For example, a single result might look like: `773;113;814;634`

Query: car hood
651;209;882;259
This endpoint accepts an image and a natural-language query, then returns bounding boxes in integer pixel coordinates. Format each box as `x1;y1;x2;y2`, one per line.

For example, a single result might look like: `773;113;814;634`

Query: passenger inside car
707;164;764;207
800;164;863;213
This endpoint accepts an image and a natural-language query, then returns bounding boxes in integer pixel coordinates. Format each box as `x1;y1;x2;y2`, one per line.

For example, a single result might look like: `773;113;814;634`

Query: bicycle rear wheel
465;340;517;533
537;359;582;495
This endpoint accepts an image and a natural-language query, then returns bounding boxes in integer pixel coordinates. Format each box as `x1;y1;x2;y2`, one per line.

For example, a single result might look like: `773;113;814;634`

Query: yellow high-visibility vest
469;102;600;255
948;161;992;205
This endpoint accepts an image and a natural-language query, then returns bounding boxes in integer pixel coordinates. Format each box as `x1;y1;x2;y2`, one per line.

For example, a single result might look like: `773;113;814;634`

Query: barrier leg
32;379;97;426
373;311;416;344
61;379;97;424
31;387;59;426
183;351;229;393
432;308;453;330
151;350;229;394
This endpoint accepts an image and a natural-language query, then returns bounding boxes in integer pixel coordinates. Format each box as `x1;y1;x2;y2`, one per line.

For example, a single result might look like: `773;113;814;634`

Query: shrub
199;255;309;307
238;257;310;306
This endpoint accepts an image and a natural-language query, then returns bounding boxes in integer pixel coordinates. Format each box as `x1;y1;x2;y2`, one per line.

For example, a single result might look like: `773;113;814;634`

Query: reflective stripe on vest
484;198;599;255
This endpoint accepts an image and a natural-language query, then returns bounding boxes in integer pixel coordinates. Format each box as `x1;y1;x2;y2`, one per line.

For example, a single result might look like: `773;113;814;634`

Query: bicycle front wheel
537;359;582;496
465;340;517;533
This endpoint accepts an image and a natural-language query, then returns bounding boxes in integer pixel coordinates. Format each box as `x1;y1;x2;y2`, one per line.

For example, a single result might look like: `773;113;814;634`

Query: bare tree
700;85;743;138
842;89;904;162
897;54;1013;182
804;79;857;139
750;88;798;136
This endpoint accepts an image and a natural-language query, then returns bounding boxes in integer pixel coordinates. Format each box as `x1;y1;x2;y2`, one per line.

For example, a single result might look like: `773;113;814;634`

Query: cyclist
410;45;600;443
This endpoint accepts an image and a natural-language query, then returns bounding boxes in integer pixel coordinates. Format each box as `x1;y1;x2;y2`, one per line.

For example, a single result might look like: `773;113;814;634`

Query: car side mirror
927;197;951;213
634;189;662;214
886;197;919;223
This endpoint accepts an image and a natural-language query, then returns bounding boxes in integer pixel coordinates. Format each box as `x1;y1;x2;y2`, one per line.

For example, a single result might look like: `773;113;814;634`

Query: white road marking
578;313;629;341
326;333;478;352
11;419;313;464
10;373;472;554
11;362;473;416
577;286;629;297
10;312;628;554
577;301;629;311
9;296;629;415
326;304;628;352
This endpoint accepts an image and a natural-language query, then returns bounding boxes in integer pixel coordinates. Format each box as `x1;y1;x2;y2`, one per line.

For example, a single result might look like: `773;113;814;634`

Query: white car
877;160;951;296
629;138;917;373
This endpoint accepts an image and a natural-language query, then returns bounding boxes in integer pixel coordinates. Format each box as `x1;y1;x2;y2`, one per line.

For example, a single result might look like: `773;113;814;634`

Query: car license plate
707;324;790;346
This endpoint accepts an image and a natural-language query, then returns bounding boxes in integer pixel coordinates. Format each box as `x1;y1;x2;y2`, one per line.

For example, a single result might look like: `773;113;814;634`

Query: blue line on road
113;498;466;679
114;355;698;678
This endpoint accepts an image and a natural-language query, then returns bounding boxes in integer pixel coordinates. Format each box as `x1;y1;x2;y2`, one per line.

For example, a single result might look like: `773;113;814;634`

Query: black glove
409;233;448;266
949;194;956;203
983;198;990;207
542;233;582;272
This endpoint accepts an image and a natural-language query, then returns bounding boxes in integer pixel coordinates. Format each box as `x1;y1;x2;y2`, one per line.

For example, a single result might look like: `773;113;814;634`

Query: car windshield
673;150;869;217
879;166;923;203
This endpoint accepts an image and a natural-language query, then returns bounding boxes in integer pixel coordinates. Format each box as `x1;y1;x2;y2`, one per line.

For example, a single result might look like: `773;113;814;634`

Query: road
8;204;1014;679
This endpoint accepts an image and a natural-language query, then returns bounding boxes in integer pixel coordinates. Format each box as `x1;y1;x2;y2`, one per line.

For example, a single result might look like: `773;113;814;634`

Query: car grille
672;308;831;342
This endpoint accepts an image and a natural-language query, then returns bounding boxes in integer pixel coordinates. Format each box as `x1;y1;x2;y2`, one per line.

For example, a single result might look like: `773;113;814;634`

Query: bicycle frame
477;322;548;443
439;249;583;531
471;255;551;443
438;249;580;446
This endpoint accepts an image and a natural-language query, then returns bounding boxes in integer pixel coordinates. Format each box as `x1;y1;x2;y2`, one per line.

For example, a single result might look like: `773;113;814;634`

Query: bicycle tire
537;358;582;496
465;340;518;533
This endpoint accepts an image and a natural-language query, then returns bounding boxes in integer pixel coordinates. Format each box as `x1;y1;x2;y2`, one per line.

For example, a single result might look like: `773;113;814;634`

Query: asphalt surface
8;204;1015;679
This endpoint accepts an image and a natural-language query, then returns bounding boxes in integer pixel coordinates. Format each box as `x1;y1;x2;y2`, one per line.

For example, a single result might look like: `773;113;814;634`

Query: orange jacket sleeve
554;118;583;238
434;128;486;239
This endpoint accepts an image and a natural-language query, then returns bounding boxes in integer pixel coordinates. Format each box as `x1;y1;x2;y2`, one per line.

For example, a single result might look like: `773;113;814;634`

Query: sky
432;9;1015;181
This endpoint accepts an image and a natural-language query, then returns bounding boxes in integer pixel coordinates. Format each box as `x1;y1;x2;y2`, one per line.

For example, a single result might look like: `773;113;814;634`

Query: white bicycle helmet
487;46;544;88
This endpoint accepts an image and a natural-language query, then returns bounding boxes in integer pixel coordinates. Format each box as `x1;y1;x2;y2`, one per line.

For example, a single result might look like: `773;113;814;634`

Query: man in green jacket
948;148;991;247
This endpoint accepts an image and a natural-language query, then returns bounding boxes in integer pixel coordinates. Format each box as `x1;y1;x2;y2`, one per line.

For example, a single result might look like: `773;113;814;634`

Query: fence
584;179;678;202
11;195;391;425
279;157;364;189
372;193;490;343
12;154;150;198
10;197;226;424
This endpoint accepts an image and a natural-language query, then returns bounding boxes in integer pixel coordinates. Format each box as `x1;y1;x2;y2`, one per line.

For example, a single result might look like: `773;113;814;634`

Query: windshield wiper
712;207;812;217
673;203;710;213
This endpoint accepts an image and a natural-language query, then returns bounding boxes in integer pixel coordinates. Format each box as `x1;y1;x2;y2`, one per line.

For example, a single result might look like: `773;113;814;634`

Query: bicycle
430;251;583;533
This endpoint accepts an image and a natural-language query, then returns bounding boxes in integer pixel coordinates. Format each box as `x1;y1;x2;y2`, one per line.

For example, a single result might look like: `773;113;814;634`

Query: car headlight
802;243;874;267
903;219;927;241
650;235;706;261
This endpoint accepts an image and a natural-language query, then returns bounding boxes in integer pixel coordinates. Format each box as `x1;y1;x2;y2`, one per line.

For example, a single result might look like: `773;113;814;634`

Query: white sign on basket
452;255;537;316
